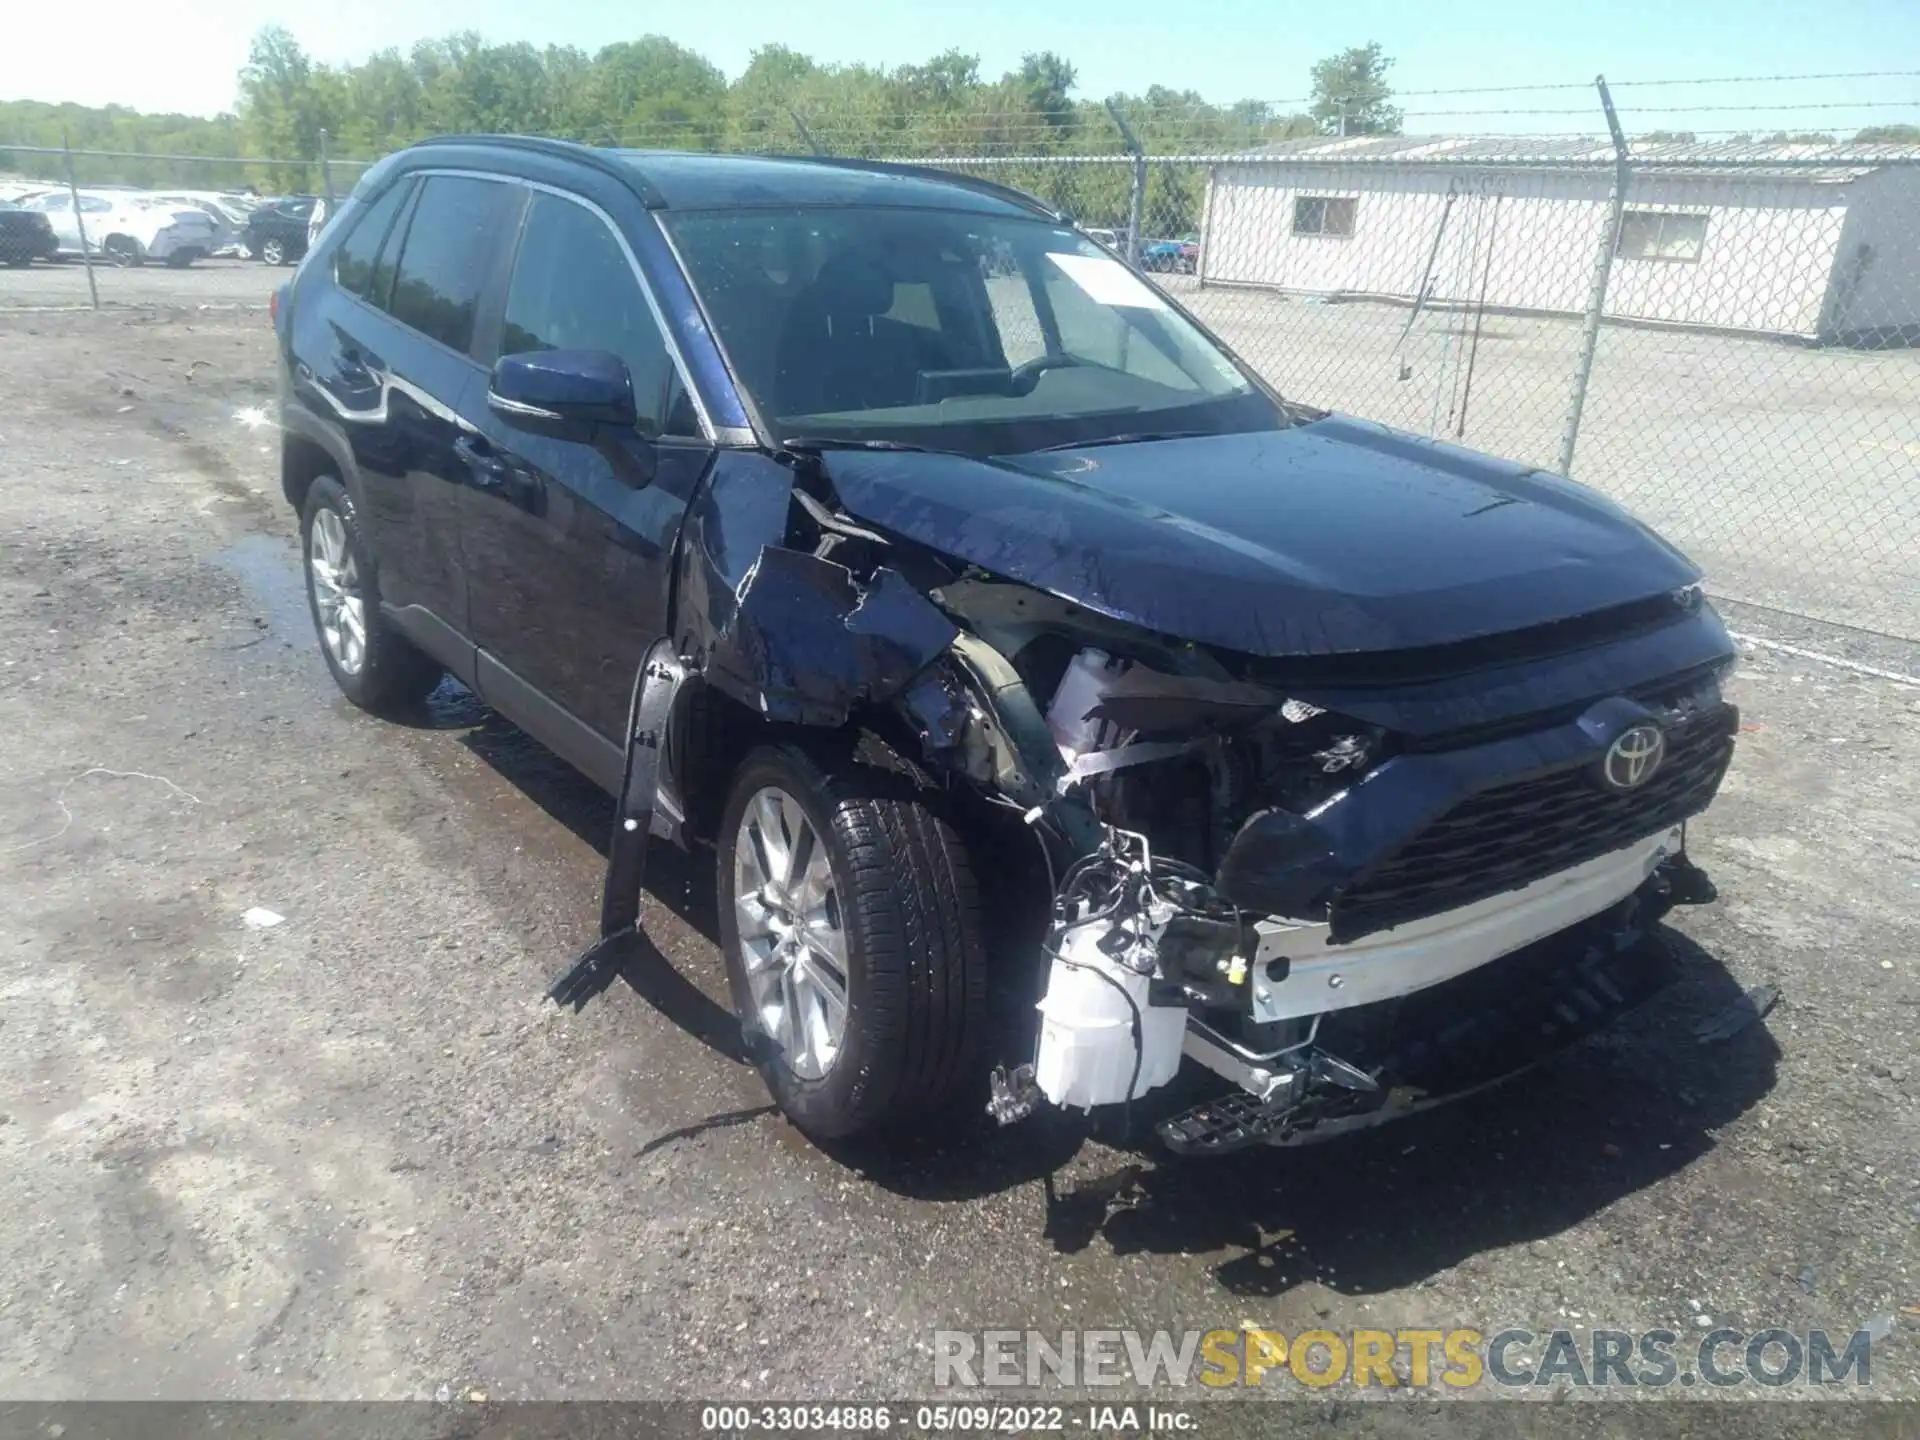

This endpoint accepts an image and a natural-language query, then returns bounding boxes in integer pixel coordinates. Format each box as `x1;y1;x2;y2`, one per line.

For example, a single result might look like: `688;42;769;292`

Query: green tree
1014;52;1077;135
584;37;726;147
238;25;338;187
1853;124;1920;144
1309;42;1401;136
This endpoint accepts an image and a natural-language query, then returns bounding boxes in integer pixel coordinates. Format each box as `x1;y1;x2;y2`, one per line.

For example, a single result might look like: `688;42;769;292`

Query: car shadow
419;694;743;1067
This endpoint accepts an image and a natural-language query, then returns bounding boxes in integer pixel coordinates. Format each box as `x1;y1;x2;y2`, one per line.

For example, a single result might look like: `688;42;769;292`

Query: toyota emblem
1599;723;1666;793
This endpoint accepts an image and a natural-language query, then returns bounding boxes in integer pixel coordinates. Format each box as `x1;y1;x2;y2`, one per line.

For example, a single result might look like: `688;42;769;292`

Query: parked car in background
0;201;59;267
275;139;1736;1156
246;196;319;265
19;190;218;266
1142;233;1200;273
148;191;259;257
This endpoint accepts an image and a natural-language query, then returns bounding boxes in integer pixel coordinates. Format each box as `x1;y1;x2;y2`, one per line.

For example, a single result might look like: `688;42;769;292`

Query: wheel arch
279;408;359;516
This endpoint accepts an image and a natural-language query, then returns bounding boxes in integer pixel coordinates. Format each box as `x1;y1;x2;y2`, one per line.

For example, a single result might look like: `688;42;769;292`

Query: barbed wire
8;66;1918;178
1400;99;1920;119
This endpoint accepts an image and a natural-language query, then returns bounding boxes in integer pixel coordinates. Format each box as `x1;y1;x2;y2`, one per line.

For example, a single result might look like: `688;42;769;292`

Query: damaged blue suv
277;137;1736;1154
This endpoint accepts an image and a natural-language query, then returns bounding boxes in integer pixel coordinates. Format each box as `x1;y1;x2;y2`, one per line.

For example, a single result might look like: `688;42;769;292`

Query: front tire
300;475;443;713
718;745;988;1142
103;236;143;267
261;237;286;266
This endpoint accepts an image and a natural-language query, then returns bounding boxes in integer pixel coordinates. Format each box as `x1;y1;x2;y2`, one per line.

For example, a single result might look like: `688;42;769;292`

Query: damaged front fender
704;548;958;726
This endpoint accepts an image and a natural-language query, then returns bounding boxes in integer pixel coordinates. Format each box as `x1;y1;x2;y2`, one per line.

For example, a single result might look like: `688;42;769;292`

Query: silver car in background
20;190;220;266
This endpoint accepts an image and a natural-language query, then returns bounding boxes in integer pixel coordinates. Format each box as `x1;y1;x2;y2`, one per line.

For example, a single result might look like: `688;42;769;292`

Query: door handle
454;434;544;514
453;433;510;487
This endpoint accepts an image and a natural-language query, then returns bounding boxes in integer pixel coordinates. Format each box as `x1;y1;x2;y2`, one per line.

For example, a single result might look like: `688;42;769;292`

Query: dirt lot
1;305;1917;1408
0;255;278;311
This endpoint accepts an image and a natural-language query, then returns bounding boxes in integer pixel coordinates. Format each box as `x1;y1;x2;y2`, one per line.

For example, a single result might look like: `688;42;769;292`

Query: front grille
1330;705;1737;942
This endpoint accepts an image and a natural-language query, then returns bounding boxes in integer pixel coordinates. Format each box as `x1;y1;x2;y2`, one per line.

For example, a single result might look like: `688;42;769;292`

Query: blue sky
6;0;1917;135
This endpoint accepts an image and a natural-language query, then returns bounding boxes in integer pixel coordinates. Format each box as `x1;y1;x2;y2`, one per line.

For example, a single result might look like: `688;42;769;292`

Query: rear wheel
717;745;988;1142
300;474;443;713
261;237;286;266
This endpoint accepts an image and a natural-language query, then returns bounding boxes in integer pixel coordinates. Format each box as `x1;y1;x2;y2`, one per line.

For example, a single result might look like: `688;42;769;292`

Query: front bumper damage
565;448;1737;1156
1165;833;1695;1153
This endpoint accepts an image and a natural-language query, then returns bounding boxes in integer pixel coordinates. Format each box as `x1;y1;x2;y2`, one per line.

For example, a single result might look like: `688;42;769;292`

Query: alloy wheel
732;786;850;1081
308;507;367;675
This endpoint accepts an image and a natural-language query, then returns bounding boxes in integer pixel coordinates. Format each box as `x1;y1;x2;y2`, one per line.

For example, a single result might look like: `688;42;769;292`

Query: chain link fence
0;140;370;309
5;114;1917;642
921;136;1920;643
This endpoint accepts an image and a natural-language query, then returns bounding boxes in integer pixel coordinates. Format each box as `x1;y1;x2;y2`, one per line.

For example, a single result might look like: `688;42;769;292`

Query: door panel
306;174;521;639
464;431;713;742
462;190;712;747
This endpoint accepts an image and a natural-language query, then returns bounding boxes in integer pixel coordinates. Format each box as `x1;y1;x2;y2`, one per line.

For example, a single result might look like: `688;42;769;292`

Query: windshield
664;205;1282;455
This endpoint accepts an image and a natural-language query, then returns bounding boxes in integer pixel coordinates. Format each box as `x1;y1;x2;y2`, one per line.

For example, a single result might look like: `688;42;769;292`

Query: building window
1292;196;1357;237
1616;210;1708;262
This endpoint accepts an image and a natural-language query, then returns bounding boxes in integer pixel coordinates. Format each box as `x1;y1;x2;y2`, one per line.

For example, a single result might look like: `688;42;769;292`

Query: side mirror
488;349;636;440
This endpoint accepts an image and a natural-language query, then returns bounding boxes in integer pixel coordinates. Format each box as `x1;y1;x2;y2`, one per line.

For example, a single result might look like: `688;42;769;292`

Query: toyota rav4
275;137;1736;1154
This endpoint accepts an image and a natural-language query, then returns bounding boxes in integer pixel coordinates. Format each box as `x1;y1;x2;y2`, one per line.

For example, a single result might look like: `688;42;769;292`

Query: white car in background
146;190;258;257
21;190;219;267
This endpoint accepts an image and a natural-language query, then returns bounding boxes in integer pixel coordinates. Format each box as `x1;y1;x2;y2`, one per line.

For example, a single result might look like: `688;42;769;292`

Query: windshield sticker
1047;252;1170;311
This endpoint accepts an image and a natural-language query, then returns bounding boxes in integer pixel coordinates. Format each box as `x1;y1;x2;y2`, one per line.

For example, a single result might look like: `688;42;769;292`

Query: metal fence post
319;128;335;206
1556;76;1630;476
1104;100;1147;267
62;130;99;311
789;109;824;156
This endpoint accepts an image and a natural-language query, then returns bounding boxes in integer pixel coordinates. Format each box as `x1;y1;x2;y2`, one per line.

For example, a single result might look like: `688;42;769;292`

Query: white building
1197;137;1920;343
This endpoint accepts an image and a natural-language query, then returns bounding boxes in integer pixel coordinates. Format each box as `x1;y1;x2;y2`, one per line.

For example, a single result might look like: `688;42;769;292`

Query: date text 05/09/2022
699;1404;1195;1434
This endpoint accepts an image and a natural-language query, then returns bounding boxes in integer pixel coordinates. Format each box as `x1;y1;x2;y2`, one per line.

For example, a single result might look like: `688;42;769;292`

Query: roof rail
408;134;666;206
770;153;1064;220
408;135;1061;218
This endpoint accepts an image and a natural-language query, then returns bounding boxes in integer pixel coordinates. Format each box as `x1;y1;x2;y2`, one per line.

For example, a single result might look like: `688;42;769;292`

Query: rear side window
500;192;695;436
367;183;419;313
331;178;413;299
385;176;519;354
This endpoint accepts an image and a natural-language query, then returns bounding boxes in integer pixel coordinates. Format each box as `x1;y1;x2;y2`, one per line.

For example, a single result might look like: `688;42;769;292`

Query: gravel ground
0;256;280;311
0;306;1916;1408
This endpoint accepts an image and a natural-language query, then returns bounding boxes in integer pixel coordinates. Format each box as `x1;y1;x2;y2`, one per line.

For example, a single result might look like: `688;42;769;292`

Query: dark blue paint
816;417;1701;657
1214;697;1738;922
490;349;636;428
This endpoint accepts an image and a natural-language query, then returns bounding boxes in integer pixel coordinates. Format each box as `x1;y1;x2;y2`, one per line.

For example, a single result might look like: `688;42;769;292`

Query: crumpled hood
821;415;1701;657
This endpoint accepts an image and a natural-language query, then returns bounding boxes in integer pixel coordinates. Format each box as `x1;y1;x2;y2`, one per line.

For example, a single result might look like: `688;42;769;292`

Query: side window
500;192;696;436
81;196;113;214
367;183;419;313
385;176;518;354
331;178;413;298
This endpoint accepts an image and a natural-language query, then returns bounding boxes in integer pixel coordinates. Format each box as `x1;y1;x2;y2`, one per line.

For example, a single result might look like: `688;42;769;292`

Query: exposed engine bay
608;448;1741;1153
